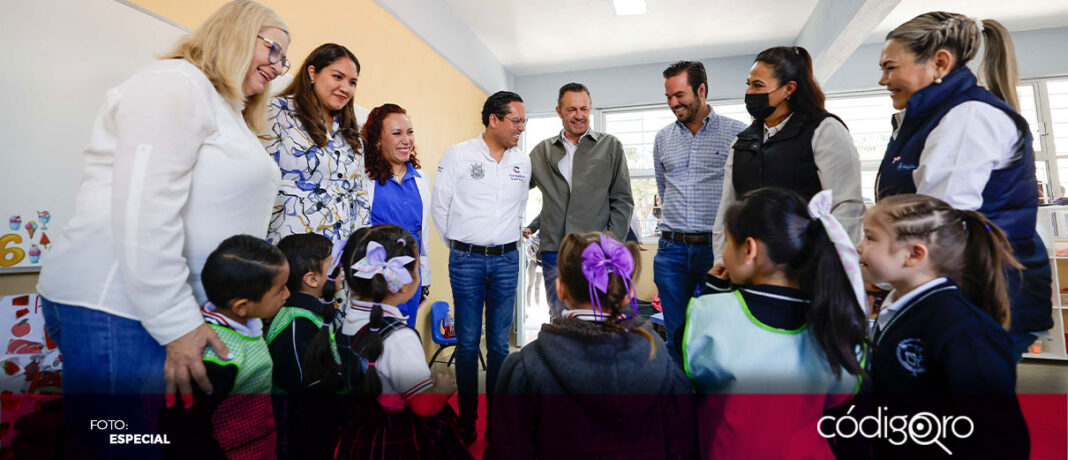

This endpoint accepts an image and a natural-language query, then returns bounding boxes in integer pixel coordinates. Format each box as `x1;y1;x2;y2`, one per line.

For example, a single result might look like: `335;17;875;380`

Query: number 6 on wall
0;234;26;267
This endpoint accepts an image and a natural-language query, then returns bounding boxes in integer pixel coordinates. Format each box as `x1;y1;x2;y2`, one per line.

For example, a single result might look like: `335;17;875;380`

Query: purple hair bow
580;235;637;319
352;241;414;293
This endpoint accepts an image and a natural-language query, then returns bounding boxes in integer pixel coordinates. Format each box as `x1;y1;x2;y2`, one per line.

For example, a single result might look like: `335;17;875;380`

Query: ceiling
440;0;1068;77
444;0;821;76
866;0;1068;43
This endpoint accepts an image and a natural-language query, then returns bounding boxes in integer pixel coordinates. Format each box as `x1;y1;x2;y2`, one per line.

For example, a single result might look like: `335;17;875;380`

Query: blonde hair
161;0;288;131
887;11;1020;111
871;194;1021;329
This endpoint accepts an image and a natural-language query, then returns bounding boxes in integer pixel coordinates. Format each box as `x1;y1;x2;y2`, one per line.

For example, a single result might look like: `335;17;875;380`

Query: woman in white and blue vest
875;11;1052;360
713;46;865;261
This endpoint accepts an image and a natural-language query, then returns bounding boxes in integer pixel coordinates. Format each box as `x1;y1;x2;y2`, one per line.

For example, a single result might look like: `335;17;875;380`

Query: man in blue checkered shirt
653;61;747;364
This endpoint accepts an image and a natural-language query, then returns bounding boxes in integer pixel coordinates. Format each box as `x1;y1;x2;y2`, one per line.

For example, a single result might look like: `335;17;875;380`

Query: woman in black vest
712;46;864;260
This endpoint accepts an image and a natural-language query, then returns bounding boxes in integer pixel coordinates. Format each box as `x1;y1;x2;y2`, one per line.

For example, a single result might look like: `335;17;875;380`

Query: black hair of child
277;233;334;293
341;225;418;397
201;234;287;309
724;187;869;378
277;232;343;390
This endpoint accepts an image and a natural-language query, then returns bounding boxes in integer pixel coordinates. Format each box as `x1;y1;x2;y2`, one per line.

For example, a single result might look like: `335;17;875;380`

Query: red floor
459;394;1066;459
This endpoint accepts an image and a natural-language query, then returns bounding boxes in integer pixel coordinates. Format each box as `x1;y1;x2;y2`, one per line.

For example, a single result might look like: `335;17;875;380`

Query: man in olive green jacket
527;82;634;319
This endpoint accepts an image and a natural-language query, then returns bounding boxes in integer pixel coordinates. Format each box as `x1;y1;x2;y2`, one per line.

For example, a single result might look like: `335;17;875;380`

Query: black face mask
744;86;786;120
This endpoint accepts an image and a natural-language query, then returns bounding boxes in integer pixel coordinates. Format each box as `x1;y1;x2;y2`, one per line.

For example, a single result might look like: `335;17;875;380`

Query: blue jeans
397;288;421;328
448;247;519;428
41;297;166;459
541;251;566;319
653;238;716;364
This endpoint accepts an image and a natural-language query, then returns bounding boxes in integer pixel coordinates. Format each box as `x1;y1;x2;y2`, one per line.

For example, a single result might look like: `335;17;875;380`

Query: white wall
0;0;186;271
514;26;1068;114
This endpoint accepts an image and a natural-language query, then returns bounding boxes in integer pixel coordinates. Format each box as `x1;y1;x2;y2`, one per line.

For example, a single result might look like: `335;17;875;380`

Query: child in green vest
160;234;289;459
268;233;344;459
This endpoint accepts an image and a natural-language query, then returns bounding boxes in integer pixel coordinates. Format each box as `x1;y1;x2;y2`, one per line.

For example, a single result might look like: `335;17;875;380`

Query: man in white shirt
431;91;530;444
526;82;633;319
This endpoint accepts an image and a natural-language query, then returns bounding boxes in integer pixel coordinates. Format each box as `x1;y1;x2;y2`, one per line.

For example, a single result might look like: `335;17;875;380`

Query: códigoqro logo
817;406;973;455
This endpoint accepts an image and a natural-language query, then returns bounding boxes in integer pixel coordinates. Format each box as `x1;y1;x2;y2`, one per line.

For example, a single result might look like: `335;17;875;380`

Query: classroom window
602;106;674;242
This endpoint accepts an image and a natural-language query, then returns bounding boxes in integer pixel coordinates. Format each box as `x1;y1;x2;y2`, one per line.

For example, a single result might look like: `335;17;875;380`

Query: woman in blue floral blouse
262;43;369;244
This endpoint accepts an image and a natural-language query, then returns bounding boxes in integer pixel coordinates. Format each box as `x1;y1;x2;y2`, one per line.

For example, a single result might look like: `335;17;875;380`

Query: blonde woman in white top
36;1;289;454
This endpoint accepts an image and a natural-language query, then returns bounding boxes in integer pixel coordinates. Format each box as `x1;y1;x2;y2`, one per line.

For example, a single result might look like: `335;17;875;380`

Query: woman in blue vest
360;104;432;327
875;11;1052;360
713;46;865;260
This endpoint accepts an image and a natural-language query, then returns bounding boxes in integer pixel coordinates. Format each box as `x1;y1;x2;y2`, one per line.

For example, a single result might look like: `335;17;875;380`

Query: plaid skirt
336;401;471;460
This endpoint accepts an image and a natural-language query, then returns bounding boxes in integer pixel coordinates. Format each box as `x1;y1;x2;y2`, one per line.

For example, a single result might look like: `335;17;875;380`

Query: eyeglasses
505;117;527;127
257;35;290;73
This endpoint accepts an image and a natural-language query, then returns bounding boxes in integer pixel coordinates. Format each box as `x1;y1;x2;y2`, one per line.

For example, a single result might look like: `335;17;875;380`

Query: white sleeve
912;102;1018;211
812;117;865;244
381;329;434;399
431;148;458;245
712;138;739;264
418;174;432;286
110;69;214;345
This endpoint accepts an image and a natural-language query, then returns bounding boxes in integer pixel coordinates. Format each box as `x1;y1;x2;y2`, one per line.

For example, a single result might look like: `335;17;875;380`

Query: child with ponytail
334;225;471;459
858;194;1028;459
268;233;344;459
486;232;696;460
683;188;868;459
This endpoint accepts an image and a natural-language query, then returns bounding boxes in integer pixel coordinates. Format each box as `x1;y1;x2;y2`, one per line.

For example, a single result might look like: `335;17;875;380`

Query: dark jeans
448;247;520;429
541;251;566;319
41;297;166;460
652;237;716;364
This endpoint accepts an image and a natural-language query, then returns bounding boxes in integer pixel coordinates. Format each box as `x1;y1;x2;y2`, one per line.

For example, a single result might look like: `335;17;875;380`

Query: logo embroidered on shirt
512;165;521;174
896;338;926;376
470;163;485;179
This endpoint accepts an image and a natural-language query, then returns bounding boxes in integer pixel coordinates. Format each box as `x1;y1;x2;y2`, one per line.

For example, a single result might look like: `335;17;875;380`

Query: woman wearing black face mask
711;46;864;264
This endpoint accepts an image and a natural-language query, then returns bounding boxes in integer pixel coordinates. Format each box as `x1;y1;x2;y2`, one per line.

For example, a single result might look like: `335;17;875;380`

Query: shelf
1023;352;1068;361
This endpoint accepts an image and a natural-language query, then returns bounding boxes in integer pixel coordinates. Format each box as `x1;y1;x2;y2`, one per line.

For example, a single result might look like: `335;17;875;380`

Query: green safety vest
204;323;272;394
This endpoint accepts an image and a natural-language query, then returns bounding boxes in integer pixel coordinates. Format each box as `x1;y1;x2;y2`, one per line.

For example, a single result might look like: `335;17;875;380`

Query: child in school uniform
160;234;289;459
268;233;344;460
682;188;869;459
332;225;471;459
486;232;696;460
857;194;1029;459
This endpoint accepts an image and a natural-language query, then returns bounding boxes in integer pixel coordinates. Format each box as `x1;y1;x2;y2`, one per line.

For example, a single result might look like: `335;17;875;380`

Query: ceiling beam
373;0;512;93
794;0;900;84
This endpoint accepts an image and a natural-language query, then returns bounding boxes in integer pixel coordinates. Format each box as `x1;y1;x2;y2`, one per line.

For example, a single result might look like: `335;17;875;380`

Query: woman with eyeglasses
36;1;289;456
262;43;368;245
711;46;864;263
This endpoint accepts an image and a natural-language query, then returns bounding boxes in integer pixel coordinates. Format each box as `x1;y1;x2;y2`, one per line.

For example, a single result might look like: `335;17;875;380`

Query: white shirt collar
347;299;407;320
341;299;407;335
559;129;590;147
877;277;948;330
763;113;794;142
562;308;625;322
201;303;263;338
891;110;906;140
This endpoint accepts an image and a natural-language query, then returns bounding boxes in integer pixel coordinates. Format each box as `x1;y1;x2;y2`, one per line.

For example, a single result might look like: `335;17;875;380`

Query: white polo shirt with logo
431;135;531;247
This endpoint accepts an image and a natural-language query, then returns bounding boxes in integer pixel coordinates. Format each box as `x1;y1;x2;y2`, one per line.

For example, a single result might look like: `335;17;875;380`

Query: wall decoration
0;209;55;271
